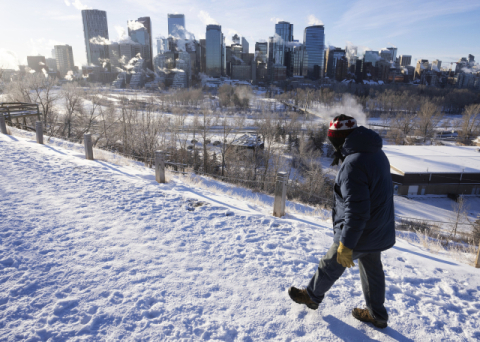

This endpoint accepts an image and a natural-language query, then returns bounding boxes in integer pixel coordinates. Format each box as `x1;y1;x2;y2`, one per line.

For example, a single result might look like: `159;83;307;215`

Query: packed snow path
0;134;479;341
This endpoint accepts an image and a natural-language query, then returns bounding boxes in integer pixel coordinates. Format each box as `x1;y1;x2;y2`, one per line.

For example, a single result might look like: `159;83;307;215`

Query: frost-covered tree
61;82;84;138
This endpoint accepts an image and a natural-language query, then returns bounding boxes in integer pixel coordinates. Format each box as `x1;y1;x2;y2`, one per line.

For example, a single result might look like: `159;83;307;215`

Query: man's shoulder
346;149;388;165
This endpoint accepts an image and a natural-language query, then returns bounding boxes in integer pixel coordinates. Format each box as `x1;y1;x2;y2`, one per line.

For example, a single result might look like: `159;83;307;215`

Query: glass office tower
387;47;397;62
303;25;325;80
128;20;151;68
206;25;222;77
364;51;379;67
242;37;249;54
255;42;268;63
274;21;293;66
292;45;305;76
81;9;109;66
168;14;186;37
54;45;75;77
325;47;346;79
137;17;153;70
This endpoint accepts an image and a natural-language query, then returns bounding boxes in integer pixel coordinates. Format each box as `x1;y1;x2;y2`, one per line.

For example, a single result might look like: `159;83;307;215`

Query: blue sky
1;0;479;69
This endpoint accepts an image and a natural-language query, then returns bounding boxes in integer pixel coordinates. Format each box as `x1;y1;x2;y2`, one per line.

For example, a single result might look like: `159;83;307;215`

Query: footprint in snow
434;268;448;274
109;291;124;305
185;199;208;211
269;222;280;228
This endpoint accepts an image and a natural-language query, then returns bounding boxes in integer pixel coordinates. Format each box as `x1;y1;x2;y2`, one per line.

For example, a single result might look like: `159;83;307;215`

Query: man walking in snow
288;114;395;329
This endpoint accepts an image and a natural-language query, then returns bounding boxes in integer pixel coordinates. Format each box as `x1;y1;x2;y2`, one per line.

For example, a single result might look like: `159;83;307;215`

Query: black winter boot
352;308;387;328
288;287;319;310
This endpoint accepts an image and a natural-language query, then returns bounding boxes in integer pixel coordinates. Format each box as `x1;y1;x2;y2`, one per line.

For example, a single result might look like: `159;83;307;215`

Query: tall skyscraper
380;49;393;62
46;58;57;73
109;42;141;68
364;51;380;66
232;34;241;45
54;45;75;77
168;14;185;37
81;9;109;66
255;42;268;63
325;47;346;79
206;25;222;77
303;25;325;80
432;59;442;71
386;47;397;62
268;37;274;64
274;21;293;66
414;59;429;80
399;55;411;66
455;57;469;74
27;56;47;73
222;34;226;76
292;45;305;76
268;36;274;82
199;39;207;73
242;37;249;54
137;17;153;70
128;19;152;70
231;44;243;63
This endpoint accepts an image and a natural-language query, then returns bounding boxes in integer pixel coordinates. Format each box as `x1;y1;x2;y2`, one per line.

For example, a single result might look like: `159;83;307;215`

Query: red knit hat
328;114;357;139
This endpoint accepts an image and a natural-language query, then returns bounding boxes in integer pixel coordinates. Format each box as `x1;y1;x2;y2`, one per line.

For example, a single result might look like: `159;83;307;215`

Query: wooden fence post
36;121;43;144
273;172;287;218
475;240;480;268
155;150;166;183
0;115;7;134
84;133;94;160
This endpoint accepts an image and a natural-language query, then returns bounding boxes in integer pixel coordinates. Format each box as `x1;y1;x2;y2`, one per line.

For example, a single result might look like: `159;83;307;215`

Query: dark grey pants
306;243;388;323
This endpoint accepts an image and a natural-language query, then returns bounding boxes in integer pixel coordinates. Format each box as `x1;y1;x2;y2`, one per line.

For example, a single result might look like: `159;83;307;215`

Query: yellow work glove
337;242;355;268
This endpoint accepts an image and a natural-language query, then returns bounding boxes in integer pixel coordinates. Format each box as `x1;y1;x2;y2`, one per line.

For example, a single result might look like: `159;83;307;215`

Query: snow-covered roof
383;145;480;174
231;134;263;148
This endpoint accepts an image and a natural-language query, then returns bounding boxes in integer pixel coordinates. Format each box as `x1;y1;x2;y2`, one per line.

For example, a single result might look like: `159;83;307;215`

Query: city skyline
0;0;479;70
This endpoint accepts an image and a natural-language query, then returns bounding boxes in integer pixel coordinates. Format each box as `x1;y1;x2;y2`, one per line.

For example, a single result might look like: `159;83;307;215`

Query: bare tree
218;84;232;109
415;101;441;143
5;73;37;103
459;104;480;144
118;95;137;154
218;111;245;176
199;104;215;173
473;215;480;245
135;98;162;166
172;111;189;168
290;137;325;201
256;112;280;184
79;84;103;135
61;82;84;138
450;195;469;239
190;113;201;169
387;112;417;144
95;101;118;148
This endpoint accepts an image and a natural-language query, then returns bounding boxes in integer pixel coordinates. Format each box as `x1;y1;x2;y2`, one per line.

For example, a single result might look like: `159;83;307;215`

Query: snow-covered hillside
1;133;479;341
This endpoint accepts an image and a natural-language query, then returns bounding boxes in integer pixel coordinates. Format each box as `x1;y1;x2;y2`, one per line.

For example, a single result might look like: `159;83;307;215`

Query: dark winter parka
332;126;395;252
